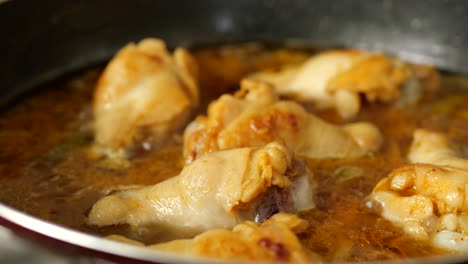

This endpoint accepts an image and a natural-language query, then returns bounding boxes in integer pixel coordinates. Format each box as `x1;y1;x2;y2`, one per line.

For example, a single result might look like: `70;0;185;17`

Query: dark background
1;0;467;106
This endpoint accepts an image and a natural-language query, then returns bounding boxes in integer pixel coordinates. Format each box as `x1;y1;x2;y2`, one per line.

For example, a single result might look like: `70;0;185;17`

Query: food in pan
369;129;468;252
93;39;199;159
250;50;440;119
110;212;316;263
1;38;467;262
183;78;382;164
89;142;315;237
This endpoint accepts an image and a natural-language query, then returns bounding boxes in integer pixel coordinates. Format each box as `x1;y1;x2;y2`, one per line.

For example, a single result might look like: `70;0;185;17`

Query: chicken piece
250;50;440;118
183;79;382;163
408;129;468;170
149;213;314;263
93;38;198;158
369;129;468;252
105;213;315;262
88;142;315;239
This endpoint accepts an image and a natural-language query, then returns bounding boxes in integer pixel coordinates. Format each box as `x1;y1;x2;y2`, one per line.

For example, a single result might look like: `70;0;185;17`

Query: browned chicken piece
369;129;468;252
149;213;315;263
93;38;198;158
249;50;440;118
184;79;383;163
88;142;315;239
106;213;315;263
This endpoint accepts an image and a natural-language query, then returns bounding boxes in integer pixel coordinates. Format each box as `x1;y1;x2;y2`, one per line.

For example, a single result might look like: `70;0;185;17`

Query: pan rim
1;201;468;264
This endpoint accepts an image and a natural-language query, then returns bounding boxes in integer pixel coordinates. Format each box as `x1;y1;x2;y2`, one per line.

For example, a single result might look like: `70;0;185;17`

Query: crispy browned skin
183;79;382;163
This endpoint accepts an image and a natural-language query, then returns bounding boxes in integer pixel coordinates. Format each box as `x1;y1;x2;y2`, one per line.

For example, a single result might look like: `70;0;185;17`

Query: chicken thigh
93;38;198;158
369;129;468;252
88;142;315;239
105;213;315;263
250;50;440;118
184;79;382;163
149;213;313;263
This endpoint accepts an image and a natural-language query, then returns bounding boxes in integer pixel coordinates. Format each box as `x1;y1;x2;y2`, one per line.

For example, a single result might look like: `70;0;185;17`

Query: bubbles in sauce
0;44;467;261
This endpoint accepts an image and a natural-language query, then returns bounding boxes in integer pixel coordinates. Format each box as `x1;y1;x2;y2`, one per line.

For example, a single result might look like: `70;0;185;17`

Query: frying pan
1;0;468;263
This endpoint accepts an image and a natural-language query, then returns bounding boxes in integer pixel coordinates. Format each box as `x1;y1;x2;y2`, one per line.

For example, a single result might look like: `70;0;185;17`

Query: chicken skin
250;50;440;118
106;213;315;263
408;129;468;170
93;38;198;158
150;213;314;263
369;129;468;252
184;79;382;163
88;142;315;239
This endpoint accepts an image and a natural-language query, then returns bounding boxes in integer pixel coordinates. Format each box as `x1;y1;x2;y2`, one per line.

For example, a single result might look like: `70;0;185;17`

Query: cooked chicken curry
1;40;468;262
